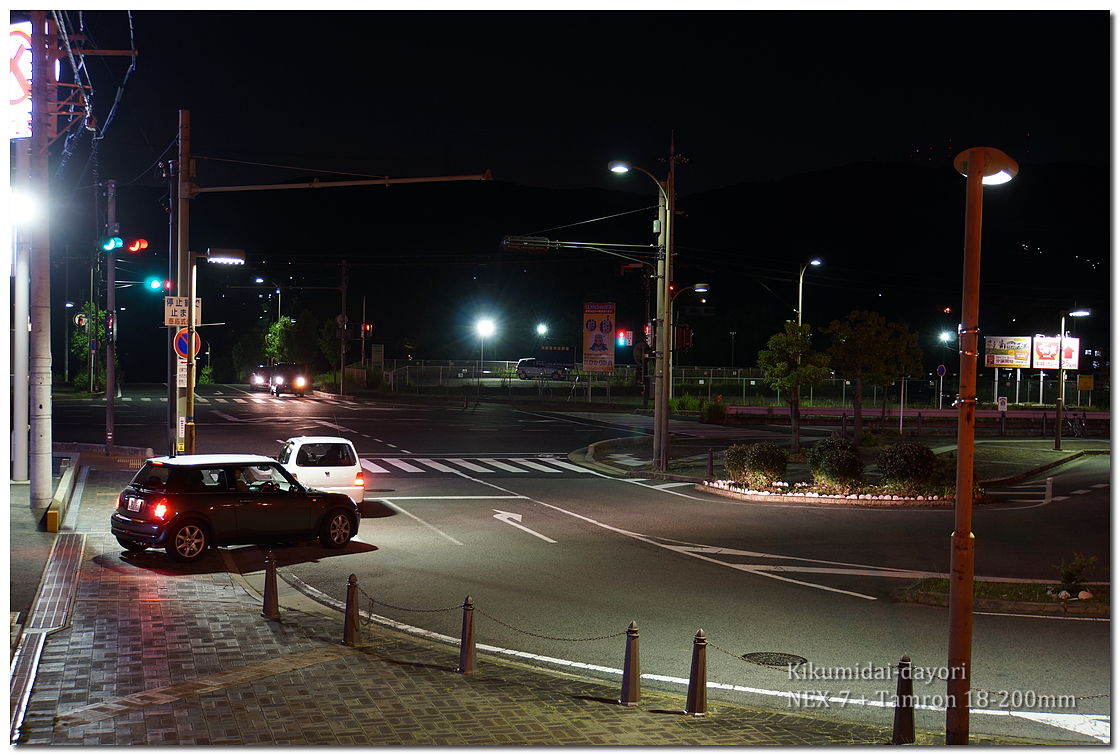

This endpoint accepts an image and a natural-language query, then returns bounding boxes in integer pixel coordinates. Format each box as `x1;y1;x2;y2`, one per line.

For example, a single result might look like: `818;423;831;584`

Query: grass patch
899;578;1109;605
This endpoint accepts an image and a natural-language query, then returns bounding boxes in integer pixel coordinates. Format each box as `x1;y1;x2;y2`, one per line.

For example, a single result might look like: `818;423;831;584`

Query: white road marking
382;458;426;473
448;458;494;473
509;458;562;473
493;510;557;543
478;458;529;473
381;500;464;545
359;458;392;474
415;458;462;473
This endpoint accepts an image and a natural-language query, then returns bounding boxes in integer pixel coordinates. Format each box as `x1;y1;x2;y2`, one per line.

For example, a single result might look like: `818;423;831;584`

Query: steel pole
652;190;667;469
946;149;986;744
105;180;117;453
1055;314;1065;451
12;140;30;481
177;110;194;454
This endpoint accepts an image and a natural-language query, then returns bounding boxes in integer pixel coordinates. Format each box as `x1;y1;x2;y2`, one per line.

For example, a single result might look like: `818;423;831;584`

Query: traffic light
362;323;372;335
101;235;123;252
145;276;171;292
126;237;149;253
617;330;626;347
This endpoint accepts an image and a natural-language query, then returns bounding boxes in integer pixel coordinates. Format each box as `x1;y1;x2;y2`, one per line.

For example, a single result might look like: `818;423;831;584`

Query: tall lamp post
184;247;245;453
255;276;282;322
1054;308;1090;450
946;146;1018;745
797;258;822;327
609;152;682;471
476;318;495;395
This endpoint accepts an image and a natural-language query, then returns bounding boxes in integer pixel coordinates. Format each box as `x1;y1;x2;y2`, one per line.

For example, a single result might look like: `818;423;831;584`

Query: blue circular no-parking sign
174;328;201;359
936;364;947;377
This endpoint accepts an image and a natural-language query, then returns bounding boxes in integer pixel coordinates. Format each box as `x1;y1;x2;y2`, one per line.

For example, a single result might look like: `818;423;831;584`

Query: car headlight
294;377;307;388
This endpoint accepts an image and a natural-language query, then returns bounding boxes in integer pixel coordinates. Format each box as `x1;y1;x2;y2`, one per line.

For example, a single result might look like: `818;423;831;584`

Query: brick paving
16;459;1070;746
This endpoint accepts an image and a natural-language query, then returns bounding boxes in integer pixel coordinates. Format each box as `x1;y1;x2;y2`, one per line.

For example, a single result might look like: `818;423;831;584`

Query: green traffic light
101;236;123;252
146;277;164;291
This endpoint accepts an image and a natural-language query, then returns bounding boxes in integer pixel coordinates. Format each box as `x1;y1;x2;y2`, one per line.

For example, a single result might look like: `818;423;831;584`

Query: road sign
177;358;187;387
164;296;201;327
997;397;1008;413
173;328;201;359
936;364;946;377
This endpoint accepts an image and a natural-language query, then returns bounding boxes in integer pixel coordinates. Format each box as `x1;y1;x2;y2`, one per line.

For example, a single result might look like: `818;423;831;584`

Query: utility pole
28;10;53;506
176;110;193;454
105;179;118;453
12;140;31;481
339;260;348;396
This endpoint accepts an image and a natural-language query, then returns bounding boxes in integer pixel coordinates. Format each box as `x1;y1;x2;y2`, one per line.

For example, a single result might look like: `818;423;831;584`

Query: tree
757;321;831;453
68;301;109;391
823;310;924;441
264;317;294;364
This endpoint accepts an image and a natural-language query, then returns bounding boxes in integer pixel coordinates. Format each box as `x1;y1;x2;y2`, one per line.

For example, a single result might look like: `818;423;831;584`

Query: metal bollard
890;654;915;744
841;413;847;438
261;550;280;620
1041;412;1047;437
684;629;707;716
1000;411;1006;436
342;574;360;646
706;450;714;479
619;621;640;706
457;596;476;674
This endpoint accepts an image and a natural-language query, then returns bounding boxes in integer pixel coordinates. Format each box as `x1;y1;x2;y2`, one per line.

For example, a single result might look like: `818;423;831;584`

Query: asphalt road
55;385;1111;743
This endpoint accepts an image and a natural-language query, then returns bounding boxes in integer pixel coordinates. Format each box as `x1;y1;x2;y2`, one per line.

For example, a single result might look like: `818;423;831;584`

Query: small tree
264;316;294;364
68;301;109;391
757;321;831;453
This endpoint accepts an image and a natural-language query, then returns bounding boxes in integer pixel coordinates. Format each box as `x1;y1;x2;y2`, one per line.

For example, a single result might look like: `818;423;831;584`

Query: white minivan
277;436;365;504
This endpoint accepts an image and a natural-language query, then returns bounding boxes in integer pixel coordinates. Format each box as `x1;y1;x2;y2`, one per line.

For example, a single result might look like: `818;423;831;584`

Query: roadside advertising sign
582;302;615;373
1031;336;1079;370
984;336;1031;368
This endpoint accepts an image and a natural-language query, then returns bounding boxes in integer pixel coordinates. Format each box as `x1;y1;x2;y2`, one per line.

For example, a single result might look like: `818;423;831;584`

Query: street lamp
536;322;548;337
946;146;1018;745
797;258;822;327
476;318;495;394
667;283;709;398
609;154;680;471
1055;308;1090;450
184;247;245;453
255;276;283;322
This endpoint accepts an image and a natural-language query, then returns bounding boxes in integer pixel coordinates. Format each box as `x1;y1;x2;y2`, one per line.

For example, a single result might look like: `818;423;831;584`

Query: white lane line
509;458;562;473
651;481;695;489
381;500;464;545
478;458;529;473
448;458;495;473
359;458;392;474
415;458;462;473
382;458;426;473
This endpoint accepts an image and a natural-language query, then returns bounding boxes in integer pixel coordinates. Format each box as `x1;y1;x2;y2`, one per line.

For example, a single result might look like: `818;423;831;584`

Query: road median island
894;579;1110;617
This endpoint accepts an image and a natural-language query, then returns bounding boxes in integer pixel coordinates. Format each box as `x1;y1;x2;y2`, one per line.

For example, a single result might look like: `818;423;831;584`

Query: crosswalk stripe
382;458;427;473
534;458;594;473
478;458;529;473
415;458;461;473
509;458;562;473
447;458;495;473
360;459;392;474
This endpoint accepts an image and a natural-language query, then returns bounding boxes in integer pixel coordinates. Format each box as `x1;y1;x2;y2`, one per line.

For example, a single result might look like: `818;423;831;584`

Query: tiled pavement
12;466;917;747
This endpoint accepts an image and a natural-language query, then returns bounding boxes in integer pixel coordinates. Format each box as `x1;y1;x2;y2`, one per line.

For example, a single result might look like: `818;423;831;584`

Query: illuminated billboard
582;302;615;373
10;21;32;140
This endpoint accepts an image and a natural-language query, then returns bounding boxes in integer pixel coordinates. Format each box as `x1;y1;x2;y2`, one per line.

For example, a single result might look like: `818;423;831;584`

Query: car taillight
152;499;171;520
116;494;124;510
354;471;364;487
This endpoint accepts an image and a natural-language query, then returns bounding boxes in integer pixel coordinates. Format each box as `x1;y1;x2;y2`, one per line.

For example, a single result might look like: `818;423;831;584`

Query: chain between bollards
619;621;640;706
685;628;707;717
458;595;476;674
342;574;360;646
261;550;280;620
890;654;915;744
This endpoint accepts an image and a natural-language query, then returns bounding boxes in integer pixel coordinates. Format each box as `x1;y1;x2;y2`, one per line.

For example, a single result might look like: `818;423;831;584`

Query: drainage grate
742;652;808;669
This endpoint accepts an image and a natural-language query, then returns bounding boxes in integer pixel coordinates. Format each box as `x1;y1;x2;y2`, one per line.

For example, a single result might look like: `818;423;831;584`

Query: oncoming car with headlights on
249;364;271;392
110;454;360;562
269;363;309;396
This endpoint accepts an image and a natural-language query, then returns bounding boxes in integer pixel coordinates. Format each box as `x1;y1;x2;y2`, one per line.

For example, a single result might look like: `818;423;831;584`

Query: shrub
672;393;703;412
1053;553;1098;592
807;438;863;484
724;442;787;489
878;442;936;484
857;431;883;447
701;400;726;424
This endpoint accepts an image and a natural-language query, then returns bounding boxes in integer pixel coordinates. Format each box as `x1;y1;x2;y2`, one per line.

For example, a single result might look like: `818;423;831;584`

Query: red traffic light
362;323;372;333
126;238;149;253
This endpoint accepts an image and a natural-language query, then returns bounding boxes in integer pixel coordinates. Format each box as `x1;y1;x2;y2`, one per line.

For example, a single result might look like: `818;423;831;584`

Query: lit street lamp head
953;147;1019;185
476;318;496;338
607;160;631;174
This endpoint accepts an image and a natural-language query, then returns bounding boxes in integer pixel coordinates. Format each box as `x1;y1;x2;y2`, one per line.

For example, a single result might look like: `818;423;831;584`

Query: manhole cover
742;652;808;668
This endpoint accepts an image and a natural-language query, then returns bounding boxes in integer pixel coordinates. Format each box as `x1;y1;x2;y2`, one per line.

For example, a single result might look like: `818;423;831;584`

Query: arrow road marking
492;510;556;543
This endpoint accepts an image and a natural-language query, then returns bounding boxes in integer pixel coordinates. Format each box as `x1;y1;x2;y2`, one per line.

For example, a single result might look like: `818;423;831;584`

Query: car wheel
115;536;148;553
166;521;208;561
319;510;354;549
517;371;527;380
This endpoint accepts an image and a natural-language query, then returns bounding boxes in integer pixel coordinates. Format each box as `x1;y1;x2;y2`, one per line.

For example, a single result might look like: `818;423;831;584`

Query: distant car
270;362;310;396
515;357;570;381
277;436;364;504
110;454;360;562
249;364;271;392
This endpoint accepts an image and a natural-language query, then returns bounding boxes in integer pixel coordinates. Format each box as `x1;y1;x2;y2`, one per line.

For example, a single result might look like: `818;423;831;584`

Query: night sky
25;9;1111;381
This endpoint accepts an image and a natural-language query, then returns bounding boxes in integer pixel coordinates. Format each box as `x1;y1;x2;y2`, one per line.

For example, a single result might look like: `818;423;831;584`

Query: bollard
684;629;707;717
841;413;847;438
619;621;640;706
1000;411;1006;437
706;450;714;479
1045;476;1053;504
1041;412;1047;437
890;654;915;744
342;574;360;646
261;550;280;620
457;595;476;674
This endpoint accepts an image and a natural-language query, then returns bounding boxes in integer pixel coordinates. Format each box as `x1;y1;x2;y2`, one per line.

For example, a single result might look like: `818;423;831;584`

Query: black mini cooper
111;454;360;561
